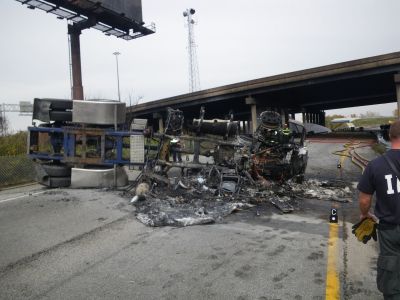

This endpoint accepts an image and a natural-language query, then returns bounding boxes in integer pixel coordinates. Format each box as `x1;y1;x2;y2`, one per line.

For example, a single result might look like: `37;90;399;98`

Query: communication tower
183;8;200;93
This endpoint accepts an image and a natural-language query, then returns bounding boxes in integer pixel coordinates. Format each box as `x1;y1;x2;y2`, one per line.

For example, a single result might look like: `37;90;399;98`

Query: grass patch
353;117;395;128
0;131;28;156
371;143;387;155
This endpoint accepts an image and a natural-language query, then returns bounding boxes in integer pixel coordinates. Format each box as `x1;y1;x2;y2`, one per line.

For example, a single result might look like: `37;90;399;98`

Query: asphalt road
0;140;382;300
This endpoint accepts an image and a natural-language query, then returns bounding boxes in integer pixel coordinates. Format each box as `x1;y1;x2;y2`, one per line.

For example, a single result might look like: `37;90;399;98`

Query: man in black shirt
357;120;400;300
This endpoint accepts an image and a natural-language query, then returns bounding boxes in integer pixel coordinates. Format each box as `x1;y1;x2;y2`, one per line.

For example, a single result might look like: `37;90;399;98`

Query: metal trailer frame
27;126;145;166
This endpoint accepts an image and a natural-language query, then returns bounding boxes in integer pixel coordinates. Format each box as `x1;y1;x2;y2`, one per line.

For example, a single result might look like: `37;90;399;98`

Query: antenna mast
183;8;200;93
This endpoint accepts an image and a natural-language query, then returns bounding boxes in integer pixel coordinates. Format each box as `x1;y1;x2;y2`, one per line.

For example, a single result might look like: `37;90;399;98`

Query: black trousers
377;225;400;300
171;148;182;163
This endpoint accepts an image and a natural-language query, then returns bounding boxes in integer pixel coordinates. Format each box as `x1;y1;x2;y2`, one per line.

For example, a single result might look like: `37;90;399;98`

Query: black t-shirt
357;149;400;224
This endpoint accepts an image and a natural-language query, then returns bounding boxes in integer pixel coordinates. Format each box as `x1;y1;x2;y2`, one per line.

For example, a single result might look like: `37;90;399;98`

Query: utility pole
183;8;200;93
113;52;121;102
68;19;96;100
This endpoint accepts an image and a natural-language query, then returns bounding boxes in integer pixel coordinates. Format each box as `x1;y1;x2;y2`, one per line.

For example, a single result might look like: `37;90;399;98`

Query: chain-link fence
0;132;36;188
0;155;36;188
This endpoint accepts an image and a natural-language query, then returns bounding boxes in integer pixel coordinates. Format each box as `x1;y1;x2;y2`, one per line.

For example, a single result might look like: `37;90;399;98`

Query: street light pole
113;51;121;102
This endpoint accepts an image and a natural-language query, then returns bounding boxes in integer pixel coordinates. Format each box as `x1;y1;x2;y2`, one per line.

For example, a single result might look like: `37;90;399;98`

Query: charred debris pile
128;108;353;227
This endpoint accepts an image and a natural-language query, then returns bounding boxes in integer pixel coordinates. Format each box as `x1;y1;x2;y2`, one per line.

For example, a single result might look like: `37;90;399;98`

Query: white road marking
269;213;325;225
0;190;47;204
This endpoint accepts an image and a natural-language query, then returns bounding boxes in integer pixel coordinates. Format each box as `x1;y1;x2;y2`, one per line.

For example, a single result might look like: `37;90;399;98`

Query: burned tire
49;110;72;122
42;163;71;177
50;100;72;111
48;176;71;188
38;176;71;188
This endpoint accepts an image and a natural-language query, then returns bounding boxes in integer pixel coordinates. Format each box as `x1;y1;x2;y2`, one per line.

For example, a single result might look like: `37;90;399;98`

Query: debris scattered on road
130;183;149;204
136;199;254;227
128;170;353;227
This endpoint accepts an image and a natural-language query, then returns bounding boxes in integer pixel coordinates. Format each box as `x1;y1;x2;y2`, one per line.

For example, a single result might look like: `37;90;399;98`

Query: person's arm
358;192;376;220
357;163;377;221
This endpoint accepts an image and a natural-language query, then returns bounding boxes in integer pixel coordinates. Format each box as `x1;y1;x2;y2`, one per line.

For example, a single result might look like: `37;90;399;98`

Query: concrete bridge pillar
320;111;326;126
315;112;320;125
153;112;164;133
245;96;258;133
282;109;289;126
304;111;325;125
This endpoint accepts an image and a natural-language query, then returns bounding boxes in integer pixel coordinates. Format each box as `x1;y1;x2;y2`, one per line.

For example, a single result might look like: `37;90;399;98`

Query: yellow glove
352;218;377;244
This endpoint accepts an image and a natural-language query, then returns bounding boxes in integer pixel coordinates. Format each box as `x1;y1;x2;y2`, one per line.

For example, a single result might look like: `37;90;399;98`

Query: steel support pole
113;52;121;102
69;28;84;100
116;55;121;102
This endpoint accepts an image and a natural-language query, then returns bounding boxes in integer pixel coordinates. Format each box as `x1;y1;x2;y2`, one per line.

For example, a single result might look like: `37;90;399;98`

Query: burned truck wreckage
129;107;352;227
150;108;308;182
26;99;353;226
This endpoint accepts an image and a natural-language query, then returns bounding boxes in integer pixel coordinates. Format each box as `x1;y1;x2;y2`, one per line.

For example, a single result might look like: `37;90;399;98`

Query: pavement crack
0;215;130;278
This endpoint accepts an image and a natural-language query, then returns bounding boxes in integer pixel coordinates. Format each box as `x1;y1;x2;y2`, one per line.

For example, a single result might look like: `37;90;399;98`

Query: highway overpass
127;51;400;132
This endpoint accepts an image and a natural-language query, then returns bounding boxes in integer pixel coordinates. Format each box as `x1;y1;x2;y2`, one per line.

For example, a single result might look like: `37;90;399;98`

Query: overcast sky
2;0;400;131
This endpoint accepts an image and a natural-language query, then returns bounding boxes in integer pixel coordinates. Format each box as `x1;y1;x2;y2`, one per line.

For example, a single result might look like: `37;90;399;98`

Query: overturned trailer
27;100;307;187
28;98;144;188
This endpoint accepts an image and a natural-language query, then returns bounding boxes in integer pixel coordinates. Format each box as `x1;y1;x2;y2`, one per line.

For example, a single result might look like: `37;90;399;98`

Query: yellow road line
325;223;340;300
